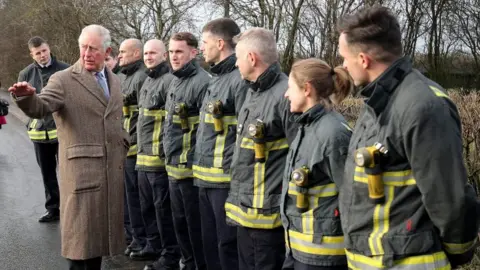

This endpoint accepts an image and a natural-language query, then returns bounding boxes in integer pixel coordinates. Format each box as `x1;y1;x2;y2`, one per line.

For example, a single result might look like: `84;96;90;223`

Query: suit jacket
15;60;127;259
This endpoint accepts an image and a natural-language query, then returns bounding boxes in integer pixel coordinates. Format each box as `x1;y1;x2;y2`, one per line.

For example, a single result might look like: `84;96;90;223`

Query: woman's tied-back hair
290;58;353;106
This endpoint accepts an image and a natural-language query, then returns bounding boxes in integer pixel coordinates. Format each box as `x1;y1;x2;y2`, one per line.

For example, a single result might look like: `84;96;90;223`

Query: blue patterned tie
95;72;110;100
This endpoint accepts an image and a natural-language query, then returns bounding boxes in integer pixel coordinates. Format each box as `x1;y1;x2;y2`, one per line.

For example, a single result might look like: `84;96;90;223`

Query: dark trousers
283;254;348;270
169;178;206;270
124;156;146;248
67;257;102;270
237;226;286;270
139;170;180;264
33;142;60;213
199;187;238;270
124;186;133;244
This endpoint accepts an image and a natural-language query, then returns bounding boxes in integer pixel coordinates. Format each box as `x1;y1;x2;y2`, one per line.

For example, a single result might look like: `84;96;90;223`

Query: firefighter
193;18;249;270
118;38;149;258
136;39;181;270
163;32;210;270
225;28;297;270
281;59;353;270
337;6;480;269
17;36;69;222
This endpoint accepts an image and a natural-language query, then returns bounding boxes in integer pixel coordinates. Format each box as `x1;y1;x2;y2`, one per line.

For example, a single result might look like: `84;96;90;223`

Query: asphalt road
0;93;148;269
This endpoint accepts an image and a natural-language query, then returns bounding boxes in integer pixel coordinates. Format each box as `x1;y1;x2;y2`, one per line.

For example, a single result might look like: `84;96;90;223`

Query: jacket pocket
385;230;437;256
66;144;104;193
240;193;281;215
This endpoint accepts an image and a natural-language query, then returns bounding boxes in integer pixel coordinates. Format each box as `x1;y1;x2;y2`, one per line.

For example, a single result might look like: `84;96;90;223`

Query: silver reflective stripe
347;252;450;270
290;237;344;251
193;170;229;178
226;205;279;226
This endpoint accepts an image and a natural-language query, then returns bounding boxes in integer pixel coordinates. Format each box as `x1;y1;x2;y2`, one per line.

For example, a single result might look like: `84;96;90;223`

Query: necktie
95;72;110;100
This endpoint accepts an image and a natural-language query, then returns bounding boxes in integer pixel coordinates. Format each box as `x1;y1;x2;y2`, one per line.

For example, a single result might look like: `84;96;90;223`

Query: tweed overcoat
15;60;127;260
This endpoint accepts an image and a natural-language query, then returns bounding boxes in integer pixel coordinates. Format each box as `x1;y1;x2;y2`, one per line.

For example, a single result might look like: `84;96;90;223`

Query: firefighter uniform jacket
281;104;351;267
339;57;480;269
225;63;297;229
163;60;210;180
193;54;248;188
121;60;148;157
18;56;69;142
136;62;174;172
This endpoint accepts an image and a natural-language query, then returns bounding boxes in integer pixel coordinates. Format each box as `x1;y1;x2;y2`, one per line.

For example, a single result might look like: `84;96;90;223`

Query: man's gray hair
234;27;278;65
78;24;111;51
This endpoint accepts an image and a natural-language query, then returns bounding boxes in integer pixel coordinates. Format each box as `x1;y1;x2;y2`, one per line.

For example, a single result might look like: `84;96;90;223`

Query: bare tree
281;0;306;72
451;0;480;87
230;0;287;40
425;0;451;80
398;0;427;58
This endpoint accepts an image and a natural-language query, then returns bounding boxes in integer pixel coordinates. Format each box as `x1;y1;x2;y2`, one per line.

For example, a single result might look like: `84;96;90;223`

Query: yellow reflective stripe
136;155;165;167
253;160;266;209
443;239;477;254
180;128;192;164
341;122;353;132
47;130;57;140
210;111;236;168
29;119;38;129
269;138;289;150
288;230;345;256
368;186;395;257
127;144;137;156
166;165;193;180
288;182;338;197
204;114;237;125
123;105;138;130
346;250;451;270
287;182;338;235
354;167;416;186
192;165;231;182
123;105;138;116
213;131;226;168
172;115;200;124
429;86;450;99
141;109;166;156
240;137;289;151
302;199;315;234
176;116;200;164
28;131;47;140
124;115;130;131
225;202;282;229
28;129;57;140
141;108;166;117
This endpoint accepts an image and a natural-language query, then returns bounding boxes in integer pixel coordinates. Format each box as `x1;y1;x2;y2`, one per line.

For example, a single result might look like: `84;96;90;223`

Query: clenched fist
8;81;36;97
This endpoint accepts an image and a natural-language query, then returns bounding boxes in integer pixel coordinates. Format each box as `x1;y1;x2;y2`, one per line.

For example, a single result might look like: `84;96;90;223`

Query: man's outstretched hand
8;82;36;97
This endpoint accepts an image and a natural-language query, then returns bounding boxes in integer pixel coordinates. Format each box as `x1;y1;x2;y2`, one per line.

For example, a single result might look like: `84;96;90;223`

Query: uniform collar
112;62;122;74
172;59;198;78
293;104;327;125
249;62;282;92
121;60;144;76
210;54;237;75
34;55;55;69
147;61;170;79
360;56;412;116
